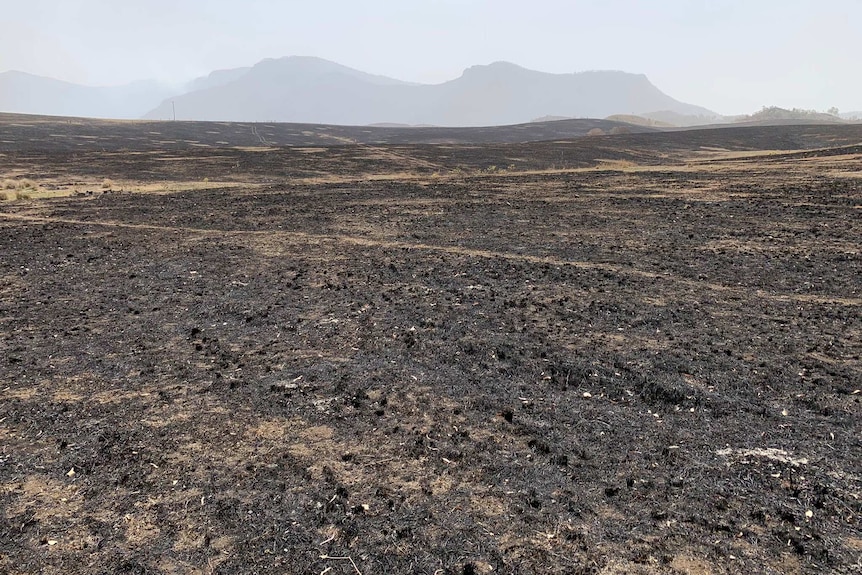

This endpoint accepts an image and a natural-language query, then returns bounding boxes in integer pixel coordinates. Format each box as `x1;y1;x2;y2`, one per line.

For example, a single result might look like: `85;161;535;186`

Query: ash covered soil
1;123;861;574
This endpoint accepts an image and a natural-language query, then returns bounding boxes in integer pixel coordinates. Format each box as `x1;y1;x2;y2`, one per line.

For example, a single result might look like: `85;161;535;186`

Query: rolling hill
0;112;661;151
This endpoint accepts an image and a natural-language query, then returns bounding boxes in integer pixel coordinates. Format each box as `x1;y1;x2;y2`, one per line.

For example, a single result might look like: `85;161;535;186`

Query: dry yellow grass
0;179;40;200
2;178;37;190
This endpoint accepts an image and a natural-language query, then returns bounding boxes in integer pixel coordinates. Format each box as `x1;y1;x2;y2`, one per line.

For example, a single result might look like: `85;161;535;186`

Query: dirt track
1;122;861;574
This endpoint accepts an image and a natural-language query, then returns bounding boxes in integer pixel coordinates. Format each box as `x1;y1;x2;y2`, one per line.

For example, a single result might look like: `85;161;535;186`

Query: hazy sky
2;0;859;115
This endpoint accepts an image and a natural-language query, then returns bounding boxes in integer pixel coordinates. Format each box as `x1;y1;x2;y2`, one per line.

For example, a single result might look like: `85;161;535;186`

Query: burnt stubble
1;118;860;574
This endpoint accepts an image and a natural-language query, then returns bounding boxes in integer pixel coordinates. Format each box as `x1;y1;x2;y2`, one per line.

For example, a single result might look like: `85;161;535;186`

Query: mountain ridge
143;56;715;126
0;56;722;126
0;70;174;120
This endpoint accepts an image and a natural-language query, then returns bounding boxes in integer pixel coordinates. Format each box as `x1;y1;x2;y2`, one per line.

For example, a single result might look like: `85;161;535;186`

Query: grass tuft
2;178;37;190
1;179;39;198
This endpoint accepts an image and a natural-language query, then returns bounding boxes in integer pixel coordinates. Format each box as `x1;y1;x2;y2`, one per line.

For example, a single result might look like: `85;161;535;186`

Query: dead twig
319;554;362;575
361;457;395;467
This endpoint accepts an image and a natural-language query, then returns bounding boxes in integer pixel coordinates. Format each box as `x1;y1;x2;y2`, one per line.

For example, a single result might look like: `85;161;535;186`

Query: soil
1;119;860;574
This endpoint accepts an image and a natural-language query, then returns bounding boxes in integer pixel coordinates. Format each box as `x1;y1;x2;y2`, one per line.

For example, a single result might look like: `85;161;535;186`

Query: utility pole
172;101;176;121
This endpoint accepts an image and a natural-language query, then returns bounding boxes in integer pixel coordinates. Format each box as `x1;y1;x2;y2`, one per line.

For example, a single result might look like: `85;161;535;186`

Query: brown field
1;118;860;574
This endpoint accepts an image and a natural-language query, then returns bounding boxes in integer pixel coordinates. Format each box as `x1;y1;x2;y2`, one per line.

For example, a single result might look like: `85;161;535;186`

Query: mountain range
0;71;174;120
144;57;716;126
2;57;718;126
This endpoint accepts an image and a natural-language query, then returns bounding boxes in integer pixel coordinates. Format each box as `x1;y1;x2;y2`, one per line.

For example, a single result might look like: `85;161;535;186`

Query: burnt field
1;120;861;574
0;112;660;151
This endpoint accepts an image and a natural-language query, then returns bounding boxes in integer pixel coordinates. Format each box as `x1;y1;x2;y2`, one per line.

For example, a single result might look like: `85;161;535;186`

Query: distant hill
185;67;252;93
0;71;173;119
536;112;715;129
144;57;715;126
737;106;845;124
14;56;852;129
638;110;726;127
531;115;575;123
605;114;676;128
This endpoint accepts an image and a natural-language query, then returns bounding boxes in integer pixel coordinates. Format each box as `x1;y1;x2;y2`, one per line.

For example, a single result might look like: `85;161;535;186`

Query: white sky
1;0;859;115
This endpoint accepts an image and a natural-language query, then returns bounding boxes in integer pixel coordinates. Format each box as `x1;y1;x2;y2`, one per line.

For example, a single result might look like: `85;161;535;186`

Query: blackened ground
0;130;860;574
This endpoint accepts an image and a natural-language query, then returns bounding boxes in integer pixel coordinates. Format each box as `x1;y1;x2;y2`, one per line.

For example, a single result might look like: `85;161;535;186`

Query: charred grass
0;123;860;574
